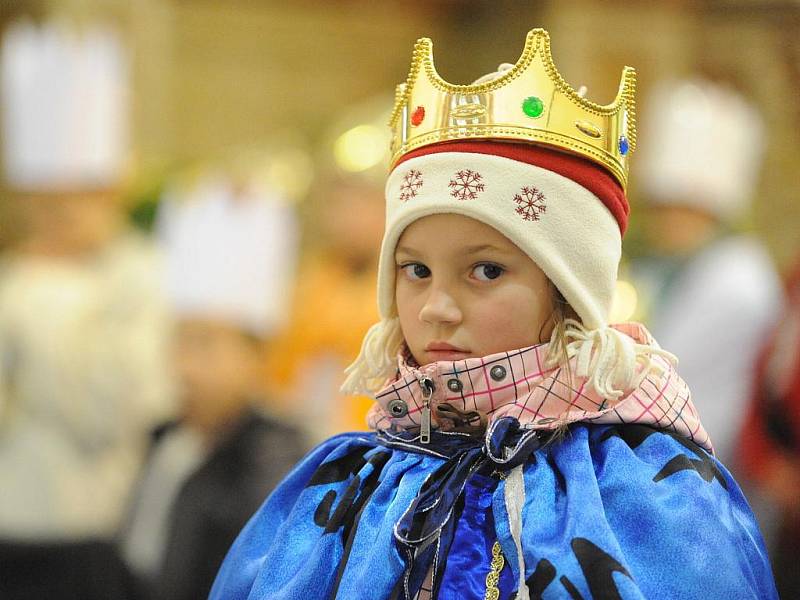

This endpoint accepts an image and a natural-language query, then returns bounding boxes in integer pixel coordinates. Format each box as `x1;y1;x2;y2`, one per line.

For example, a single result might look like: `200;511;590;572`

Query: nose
418;285;462;326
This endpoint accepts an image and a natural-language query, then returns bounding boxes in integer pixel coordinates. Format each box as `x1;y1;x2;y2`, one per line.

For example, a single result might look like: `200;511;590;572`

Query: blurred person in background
121;169;308;600
0;18;174;599
267;172;384;438
739;258;800;598
632;78;783;470
0;20;170;599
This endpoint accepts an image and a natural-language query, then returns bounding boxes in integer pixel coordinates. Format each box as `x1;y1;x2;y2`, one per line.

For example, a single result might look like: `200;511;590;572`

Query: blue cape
210;422;776;599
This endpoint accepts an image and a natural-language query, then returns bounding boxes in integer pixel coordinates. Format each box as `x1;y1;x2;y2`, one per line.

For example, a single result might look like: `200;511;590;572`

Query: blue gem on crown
618;135;630;156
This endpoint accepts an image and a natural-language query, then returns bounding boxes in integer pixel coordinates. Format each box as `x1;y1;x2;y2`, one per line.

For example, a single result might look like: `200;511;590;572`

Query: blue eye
472;263;504;281
400;263;431;280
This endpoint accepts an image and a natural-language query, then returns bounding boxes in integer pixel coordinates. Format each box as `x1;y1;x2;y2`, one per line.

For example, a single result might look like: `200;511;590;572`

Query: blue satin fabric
437;473;514;600
390;418;541;597
210;424;777;600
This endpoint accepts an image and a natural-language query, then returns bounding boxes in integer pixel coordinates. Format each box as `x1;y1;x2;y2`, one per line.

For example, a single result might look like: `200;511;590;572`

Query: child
210;29;777;599
121;172;307;600
0;20;171;599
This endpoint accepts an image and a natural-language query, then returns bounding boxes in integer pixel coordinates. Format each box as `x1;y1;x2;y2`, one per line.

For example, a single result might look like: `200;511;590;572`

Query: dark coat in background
147;409;307;600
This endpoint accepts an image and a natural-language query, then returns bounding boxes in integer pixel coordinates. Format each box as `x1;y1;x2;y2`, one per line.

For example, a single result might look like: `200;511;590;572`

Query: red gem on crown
411;106;425;127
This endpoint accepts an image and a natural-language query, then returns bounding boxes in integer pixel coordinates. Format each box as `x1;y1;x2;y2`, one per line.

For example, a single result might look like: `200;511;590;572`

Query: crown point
522;96;545;119
526;28;550;43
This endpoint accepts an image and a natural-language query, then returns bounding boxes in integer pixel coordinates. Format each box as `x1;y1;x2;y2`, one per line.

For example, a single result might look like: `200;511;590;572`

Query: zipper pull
419;376;434;444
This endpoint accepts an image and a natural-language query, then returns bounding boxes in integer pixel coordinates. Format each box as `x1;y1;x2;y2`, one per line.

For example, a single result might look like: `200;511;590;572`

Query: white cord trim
505;464;529;600
548;319;678;401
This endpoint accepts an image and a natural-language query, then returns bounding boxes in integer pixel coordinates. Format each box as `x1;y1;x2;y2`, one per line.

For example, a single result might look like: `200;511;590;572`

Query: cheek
395;282;421;334
468;285;551;349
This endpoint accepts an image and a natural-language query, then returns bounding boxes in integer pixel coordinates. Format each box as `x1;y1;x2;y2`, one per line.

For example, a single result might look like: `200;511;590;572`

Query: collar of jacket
368;321;713;453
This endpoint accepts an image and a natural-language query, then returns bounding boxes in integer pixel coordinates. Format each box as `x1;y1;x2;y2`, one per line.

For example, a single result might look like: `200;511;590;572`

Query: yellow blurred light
609;279;639;323
333;125;387;172
266;149;314;203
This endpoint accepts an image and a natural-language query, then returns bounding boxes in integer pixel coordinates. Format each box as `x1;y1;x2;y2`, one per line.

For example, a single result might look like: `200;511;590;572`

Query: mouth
425;342;471;361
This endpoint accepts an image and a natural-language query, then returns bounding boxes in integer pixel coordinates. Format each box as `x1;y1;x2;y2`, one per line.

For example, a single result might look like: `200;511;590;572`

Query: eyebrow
395;245;420;257
463;244;508;255
395;243;510;257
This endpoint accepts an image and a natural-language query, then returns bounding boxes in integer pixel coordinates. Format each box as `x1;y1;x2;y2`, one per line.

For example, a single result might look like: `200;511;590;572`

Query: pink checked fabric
368;322;713;453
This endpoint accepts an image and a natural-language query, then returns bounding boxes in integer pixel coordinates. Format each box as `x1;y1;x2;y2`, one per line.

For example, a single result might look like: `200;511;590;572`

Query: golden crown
389;28;636;188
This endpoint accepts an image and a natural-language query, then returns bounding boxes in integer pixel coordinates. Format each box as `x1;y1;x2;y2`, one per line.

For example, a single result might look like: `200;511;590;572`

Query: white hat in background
0;18;130;192
637;78;765;222
157;174;298;338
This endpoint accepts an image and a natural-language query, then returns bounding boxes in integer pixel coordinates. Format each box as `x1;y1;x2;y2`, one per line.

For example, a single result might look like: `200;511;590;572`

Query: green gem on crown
522;96;544;118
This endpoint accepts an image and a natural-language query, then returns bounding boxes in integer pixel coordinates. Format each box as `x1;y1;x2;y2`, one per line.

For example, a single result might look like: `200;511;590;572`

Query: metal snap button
387;399;408;417
489;365;507;381
447;378;463;392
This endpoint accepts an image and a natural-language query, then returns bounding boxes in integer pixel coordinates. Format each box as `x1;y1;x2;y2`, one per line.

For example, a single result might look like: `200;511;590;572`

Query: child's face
395;214;554;365
174;318;262;433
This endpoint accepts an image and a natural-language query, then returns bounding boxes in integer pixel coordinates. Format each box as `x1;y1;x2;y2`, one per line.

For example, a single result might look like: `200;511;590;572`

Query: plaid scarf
369;322;712;453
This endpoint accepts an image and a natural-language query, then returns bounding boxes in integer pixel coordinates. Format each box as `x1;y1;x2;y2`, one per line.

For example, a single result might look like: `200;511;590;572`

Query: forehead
395;214;518;255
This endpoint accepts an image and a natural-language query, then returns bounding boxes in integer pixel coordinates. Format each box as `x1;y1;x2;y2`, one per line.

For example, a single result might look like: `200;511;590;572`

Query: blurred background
0;0;798;598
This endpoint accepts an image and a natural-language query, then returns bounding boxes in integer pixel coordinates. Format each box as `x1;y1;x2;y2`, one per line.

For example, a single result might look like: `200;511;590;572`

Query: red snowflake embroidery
513;186;547;221
399;169;423;202
448;170;485;201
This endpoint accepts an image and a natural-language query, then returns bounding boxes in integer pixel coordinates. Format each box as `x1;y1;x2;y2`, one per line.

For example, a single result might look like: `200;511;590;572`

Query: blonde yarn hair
341;317;405;396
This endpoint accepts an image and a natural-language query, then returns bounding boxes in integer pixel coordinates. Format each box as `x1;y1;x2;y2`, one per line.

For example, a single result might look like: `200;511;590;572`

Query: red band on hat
395;141;629;234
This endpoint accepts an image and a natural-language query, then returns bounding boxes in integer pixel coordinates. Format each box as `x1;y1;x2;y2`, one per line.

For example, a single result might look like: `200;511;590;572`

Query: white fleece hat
342;140;638;396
